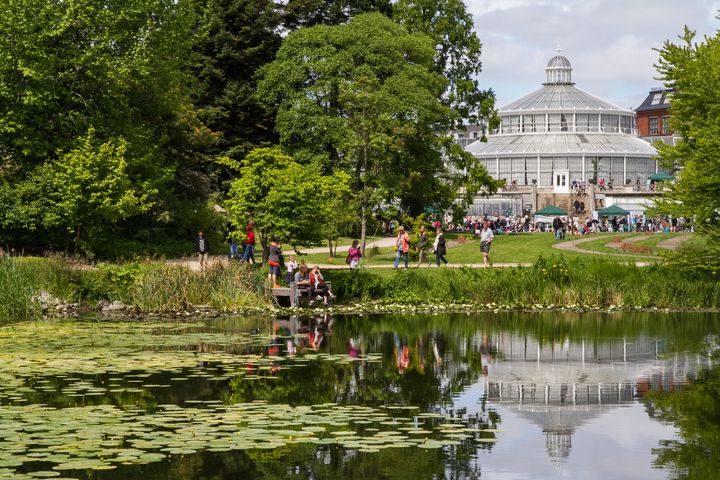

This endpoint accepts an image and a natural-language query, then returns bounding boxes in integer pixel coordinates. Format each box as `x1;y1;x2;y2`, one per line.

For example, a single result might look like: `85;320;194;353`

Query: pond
0;311;718;479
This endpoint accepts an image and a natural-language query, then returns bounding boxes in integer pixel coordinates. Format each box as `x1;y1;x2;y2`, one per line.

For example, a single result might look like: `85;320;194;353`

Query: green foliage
224;147;353;256
393;0;497;129
327;268;384;299
257;12;467;249
282;0;392;29
0;259;40;323
649;361;720;479
129;262;266;312
383;270;430;304
0;0;214;257
654;27;720;246
659;238;720;280
187;0;283;166
328;257;720;309
41;130;153;255
532;255;572;285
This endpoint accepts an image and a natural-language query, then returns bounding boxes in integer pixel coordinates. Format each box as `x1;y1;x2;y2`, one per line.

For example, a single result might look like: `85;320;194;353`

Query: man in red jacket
241;225;256;264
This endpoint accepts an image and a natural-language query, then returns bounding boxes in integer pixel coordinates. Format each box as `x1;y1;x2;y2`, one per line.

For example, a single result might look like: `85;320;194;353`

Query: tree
282;0;392;29
0;0;213;256
257;13;465;252
224;147;353;261
654;27;720;247
41;130;153;255
187;0;283;166
393;0;497;130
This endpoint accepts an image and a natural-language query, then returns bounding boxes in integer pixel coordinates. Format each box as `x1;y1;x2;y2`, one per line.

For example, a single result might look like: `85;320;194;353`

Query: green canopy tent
534;205;567;216
648;172;674;181
598;204;630;217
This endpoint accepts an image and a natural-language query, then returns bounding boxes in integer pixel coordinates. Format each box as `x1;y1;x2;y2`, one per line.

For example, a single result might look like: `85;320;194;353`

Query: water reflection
2;312;719;480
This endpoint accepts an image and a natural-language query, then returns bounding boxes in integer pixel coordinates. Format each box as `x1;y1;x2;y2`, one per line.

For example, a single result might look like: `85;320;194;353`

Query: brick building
635;87;675;145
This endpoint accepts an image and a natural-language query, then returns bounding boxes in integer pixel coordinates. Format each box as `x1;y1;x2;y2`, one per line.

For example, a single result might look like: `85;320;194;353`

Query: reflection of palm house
480;332;713;462
467;51;658;187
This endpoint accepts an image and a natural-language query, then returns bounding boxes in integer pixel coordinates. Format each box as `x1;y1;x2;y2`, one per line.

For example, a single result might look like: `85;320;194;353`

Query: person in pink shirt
393;226;411;269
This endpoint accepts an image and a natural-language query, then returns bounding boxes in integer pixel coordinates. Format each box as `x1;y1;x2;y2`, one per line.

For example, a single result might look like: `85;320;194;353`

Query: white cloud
469;0;720;108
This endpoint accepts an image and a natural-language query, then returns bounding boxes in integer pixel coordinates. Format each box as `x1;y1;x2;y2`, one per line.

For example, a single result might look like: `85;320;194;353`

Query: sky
468;0;720;110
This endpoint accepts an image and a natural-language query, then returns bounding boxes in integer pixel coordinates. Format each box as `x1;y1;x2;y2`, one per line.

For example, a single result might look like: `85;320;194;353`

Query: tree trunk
260;234;268;264
74;225;81;256
360;201;367;255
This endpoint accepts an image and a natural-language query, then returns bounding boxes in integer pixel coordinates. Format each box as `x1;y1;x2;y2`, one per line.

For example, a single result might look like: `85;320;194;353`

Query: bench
270;282;332;307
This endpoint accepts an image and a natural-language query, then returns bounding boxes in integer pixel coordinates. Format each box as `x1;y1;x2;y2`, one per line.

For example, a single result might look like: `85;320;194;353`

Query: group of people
195;224;257;270
267;239;335;305
390;221;494;269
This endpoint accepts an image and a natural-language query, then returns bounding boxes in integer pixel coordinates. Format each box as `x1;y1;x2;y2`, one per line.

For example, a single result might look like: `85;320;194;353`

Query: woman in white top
479;220;494;268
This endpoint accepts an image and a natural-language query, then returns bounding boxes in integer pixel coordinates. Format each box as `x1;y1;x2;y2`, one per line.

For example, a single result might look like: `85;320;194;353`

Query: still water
0;312;718;479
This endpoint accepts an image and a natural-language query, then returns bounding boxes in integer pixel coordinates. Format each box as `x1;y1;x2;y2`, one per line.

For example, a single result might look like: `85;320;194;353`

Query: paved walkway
657;235;693;250
298;236;397;255
172;234;695;272
552;234;691;257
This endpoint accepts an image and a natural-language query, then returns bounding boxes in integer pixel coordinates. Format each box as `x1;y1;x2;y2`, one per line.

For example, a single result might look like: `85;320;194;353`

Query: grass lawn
294;232;692;267
445;232;587;263
575;232;685;256
296;232;640;266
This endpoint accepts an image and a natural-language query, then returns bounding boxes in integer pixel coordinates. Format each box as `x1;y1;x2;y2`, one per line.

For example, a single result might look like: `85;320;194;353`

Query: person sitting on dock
310;265;333;305
294;264;310;286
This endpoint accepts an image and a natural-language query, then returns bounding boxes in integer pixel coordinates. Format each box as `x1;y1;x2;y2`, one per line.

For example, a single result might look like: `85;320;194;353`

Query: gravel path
656;235;693;250
552;236;652;257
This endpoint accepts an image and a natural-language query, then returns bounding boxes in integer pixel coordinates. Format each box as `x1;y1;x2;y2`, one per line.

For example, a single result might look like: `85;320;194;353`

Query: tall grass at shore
129;263;267;313
2;255;718;323
328;256;720;309
0;259;270;321
0;260;40;322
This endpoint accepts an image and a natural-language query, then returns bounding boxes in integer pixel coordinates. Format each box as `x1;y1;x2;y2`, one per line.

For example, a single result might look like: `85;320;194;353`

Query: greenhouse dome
466;50;659;188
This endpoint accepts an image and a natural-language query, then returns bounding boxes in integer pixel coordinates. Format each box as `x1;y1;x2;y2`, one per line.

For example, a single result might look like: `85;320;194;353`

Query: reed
0;259;40;322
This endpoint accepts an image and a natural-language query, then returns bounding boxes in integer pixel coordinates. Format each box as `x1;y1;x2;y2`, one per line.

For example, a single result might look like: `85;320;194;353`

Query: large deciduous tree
257;12;470;252
282;0;392;29
393;0;497;130
0;0;212;256
654;27;720;247
42;130;153;254
224;147;352;261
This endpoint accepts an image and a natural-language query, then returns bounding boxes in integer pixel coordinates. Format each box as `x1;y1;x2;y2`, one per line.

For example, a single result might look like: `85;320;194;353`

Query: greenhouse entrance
553;170;570;194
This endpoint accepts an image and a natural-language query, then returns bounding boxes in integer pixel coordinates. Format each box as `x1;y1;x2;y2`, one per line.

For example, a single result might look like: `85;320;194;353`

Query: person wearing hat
393;225;411;269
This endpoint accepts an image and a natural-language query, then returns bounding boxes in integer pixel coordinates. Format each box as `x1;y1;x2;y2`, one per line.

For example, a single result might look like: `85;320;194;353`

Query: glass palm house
466;51;659;188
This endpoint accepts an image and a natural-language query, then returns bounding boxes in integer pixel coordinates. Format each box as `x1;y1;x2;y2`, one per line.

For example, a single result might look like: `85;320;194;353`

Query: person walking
267;238;282;288
347;240;362;269
416;225;429;267
241;224;256;264
227;223;238;259
195;230;210;271
393;226;411;269
480;220;494;268
433;228;447;267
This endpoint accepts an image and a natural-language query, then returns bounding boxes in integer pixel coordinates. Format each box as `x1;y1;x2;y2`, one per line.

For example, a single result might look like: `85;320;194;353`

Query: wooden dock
270;282;331;307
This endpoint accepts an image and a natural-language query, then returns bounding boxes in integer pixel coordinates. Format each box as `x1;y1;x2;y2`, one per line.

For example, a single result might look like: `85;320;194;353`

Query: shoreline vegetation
2;253;719;323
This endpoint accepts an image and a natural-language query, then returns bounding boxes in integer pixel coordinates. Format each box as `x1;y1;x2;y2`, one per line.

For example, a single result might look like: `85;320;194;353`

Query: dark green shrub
383;270;430;304
329;269;384;300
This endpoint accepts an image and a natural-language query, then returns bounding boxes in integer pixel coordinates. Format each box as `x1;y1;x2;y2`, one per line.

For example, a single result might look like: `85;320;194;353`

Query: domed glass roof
547;54;572;69
498;50;632;114
545;49;573;85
